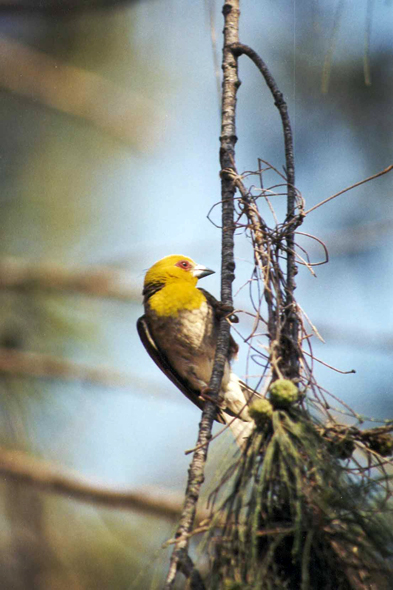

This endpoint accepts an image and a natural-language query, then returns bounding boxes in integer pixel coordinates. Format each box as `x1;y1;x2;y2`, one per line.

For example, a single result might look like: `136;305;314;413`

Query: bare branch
0;257;139;300
230;42;302;378
304;164;393;215
0;348;140;388
0;448;186;519
0;0;134;11
178;553;206;590
163;2;240;587
0;37;164;149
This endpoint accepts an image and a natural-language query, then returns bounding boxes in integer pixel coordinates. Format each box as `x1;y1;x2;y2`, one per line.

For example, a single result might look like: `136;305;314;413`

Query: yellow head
144;255;214;293
143;255;215;314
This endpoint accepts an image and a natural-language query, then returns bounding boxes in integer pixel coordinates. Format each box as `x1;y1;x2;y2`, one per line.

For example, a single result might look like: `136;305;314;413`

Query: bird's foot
217;303;239;323
200;387;226;408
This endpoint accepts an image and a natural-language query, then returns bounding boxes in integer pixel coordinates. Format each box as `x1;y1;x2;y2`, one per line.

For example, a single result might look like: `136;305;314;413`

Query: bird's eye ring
176;260;191;270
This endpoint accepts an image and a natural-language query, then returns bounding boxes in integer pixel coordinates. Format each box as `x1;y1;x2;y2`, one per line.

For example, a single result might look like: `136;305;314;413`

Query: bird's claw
218;303;234;314
200;387;226;408
217;303;239;323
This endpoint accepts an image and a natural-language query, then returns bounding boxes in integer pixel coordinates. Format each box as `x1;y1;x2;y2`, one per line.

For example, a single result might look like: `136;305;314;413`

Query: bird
137;254;256;445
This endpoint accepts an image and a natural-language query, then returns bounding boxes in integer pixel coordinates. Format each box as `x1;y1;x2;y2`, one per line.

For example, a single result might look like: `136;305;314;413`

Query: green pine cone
249;398;274;426
269;379;299;408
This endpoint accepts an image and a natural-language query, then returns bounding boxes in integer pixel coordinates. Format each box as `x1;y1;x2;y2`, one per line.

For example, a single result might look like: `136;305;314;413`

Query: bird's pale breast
147;300;218;390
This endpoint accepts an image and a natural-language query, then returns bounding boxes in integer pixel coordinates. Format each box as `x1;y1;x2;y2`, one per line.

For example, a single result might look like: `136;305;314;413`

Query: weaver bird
137;254;256;445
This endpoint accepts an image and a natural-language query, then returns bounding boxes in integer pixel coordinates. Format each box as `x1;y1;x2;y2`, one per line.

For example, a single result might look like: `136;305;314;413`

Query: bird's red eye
176;260;191;270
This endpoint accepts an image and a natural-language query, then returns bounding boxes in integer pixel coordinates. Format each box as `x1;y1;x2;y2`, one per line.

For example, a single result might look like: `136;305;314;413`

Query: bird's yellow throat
148;283;206;317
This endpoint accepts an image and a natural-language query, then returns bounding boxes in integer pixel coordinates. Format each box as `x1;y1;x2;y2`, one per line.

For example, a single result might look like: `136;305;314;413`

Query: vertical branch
230;43;300;379
220;0;240;310
281;80;298;380
163;1;240;588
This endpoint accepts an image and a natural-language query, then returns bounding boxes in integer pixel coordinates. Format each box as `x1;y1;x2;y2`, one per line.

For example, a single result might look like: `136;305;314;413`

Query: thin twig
304;164;393;215
295;231;329;265
302;348;356;374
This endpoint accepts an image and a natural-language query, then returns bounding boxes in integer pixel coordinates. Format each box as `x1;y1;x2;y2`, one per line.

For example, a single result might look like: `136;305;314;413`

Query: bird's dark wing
198;288;239;360
137;315;225;423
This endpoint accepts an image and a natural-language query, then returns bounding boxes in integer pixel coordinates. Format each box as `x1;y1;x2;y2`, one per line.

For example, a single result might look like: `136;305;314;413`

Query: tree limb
163;2;240;588
178;553;206;590
0;256;139;300
0;0;135;11
0;348;139;387
0;37;163;149
0;448;186;519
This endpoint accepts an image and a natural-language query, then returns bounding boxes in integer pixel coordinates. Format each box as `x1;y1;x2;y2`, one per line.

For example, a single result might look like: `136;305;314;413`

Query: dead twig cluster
202;154;393;588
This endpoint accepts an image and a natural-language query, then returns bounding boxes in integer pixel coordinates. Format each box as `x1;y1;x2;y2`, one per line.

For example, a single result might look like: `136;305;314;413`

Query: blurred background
0;0;392;588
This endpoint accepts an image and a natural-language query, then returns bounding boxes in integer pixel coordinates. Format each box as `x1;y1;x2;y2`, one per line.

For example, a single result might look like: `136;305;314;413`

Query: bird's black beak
193;265;215;279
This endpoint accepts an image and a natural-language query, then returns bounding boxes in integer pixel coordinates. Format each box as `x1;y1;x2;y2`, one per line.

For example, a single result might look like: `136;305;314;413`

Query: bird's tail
220;375;259;448
217;372;263;447
222;413;255;448
239;379;259;405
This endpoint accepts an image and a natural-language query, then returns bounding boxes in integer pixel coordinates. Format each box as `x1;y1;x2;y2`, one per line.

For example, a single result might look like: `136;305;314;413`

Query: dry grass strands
205;408;393;589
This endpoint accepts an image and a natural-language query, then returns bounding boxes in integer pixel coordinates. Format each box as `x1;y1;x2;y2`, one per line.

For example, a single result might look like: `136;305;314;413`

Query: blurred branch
0;256;139;300
0;0;137;11
321;0;345;93
0;37;164;150
0;448;188;520
0;347;194;404
0;348;141;387
163;1;240;588
363;0;373;86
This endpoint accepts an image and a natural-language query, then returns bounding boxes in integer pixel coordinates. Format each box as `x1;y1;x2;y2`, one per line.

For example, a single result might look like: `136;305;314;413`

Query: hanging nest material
205;402;393;589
